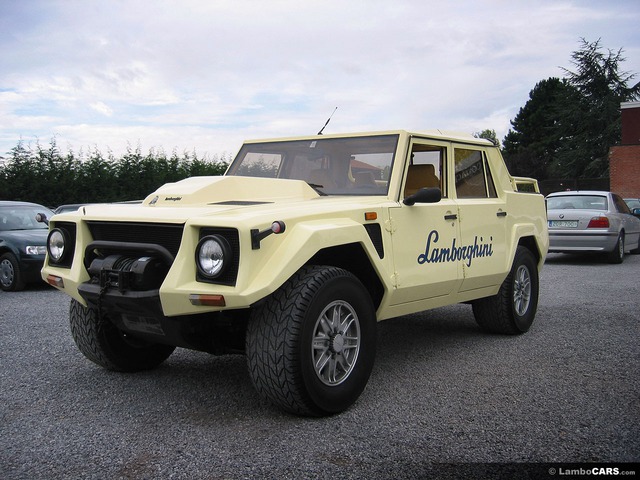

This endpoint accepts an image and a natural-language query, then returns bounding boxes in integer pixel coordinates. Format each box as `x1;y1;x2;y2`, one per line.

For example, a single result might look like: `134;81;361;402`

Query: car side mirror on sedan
35;212;49;226
632;208;640;219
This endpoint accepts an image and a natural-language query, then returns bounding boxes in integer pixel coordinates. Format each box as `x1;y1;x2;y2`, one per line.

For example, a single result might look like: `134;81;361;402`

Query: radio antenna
317;107;338;135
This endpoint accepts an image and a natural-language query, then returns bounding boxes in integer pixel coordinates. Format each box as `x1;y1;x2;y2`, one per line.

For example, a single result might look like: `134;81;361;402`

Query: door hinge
384;218;396;234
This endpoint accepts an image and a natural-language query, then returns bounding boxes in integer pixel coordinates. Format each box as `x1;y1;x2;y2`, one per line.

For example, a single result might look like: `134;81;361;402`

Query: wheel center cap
331;333;345;353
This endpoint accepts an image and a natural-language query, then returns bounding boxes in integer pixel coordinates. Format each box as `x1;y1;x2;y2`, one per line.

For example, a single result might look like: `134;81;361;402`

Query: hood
56;176;328;224
143;176;320;207
0;228;49;245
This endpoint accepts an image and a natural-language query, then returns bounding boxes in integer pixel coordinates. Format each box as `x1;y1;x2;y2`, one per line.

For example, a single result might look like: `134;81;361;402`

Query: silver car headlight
196;235;231;279
26;246;47;255
47;229;67;263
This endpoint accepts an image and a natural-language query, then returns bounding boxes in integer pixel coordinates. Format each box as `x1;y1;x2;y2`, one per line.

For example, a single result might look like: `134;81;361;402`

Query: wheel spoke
330;305;342;330
329;357;339;383
315;350;332;373
339;314;356;335
312;334;329;350
318;314;333;336
336;351;352;370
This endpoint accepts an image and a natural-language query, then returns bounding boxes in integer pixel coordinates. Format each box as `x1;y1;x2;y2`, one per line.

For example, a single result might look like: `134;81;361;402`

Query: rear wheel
246;266;377;416
0;253;26;292
472;246;539;334
606;234;624;264
69;299;175;372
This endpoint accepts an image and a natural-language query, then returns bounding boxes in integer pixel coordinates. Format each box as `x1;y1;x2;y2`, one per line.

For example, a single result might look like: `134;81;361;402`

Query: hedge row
0;140;229;208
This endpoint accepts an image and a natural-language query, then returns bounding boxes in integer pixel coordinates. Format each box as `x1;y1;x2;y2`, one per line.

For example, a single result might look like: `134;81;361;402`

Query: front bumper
19;255;46;283
77;281;245;354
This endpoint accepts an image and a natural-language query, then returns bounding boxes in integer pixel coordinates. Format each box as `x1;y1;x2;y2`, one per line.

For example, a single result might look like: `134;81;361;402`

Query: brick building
609;101;640;197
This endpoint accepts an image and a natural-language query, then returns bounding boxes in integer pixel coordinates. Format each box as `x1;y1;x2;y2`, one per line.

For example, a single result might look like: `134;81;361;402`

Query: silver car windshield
547;195;608;211
227;135;399;196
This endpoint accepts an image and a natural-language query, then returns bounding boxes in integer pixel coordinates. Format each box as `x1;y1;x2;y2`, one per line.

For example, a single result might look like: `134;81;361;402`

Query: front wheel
472;246;539;334
69;299;175;372
0;253;26;292
246;266;377;416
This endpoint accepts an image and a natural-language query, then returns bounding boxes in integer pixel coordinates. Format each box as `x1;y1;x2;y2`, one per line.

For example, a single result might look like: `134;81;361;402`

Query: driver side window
404;144;445;198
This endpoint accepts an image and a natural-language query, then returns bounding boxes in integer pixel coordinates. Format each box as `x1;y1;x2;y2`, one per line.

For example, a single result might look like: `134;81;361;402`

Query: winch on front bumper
77;240;245;355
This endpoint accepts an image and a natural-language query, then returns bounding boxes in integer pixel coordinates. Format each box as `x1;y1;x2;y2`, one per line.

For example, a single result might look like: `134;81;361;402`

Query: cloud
0;0;638;158
90;101;114;117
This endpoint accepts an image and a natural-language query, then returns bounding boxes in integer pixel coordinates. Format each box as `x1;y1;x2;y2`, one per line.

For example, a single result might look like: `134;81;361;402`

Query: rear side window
454;148;497;198
612;194;631;214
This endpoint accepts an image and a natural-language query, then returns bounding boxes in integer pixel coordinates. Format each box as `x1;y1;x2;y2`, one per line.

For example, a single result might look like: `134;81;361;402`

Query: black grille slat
86;221;184;258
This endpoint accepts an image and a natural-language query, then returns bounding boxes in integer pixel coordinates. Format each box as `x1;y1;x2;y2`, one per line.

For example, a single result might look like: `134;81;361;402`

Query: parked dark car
0;201;53;291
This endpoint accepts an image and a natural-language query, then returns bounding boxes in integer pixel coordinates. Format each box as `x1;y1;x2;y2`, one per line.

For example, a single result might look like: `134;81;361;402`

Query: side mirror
35;213;49;226
633;208;640;218
403;187;442;206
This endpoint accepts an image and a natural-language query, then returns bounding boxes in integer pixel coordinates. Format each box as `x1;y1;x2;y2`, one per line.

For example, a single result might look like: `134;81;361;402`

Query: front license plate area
549;220;578;228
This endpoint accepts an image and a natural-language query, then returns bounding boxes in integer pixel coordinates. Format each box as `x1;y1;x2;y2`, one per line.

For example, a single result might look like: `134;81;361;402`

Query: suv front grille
86;221;185;259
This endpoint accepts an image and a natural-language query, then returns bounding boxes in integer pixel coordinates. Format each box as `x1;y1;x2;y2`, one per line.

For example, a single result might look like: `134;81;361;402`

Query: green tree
76;149;116;203
559;38;640;177
503;39;640;180
474;129;500;148
0;139;229;206
502;78;581;179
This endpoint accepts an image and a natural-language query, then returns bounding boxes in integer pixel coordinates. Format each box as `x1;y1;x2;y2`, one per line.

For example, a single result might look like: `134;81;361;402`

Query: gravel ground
1;253;639;479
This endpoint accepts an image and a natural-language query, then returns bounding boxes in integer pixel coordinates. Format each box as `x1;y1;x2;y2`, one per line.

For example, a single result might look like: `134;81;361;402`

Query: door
388;139;461;305
453;147;508;292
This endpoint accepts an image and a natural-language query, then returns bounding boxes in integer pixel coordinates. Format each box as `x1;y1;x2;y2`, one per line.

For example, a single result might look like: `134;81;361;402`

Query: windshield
546;195;608;211
227;135;399;195
625;199;640;210
0;205;51;231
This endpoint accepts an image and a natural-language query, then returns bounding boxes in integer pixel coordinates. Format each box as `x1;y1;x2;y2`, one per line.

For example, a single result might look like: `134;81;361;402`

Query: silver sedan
546;190;640;263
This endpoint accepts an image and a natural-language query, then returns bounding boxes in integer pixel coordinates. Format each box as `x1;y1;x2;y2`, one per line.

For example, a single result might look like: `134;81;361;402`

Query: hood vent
210;201;272;206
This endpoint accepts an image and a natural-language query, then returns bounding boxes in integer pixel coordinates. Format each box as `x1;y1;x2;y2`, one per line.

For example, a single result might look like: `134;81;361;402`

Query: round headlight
48;229;66;263
196;235;231;279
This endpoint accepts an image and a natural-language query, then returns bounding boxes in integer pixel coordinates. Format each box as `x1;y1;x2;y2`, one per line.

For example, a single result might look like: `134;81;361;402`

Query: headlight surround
195;234;231;279
47;228;67;263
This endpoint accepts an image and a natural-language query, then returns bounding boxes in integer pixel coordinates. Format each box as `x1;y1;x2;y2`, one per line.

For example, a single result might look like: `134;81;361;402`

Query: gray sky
1;0;639;159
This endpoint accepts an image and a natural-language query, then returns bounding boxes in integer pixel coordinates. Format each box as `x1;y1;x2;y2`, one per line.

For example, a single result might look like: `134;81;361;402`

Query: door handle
496;211;507;217
444;214;458;220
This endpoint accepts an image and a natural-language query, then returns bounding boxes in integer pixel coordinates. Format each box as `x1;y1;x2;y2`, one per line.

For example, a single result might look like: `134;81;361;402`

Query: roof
243;129;494;146
0;200;45;207
546;190;611;197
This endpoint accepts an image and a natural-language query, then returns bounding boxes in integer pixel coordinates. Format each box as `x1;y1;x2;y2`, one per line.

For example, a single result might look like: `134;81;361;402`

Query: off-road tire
607;234;624;264
472;246;539;335
0;252;26;292
69;299;175;372
246;265;377;416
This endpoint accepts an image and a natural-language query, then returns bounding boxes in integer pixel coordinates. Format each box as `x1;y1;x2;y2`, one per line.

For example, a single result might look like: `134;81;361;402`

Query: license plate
549;220;578;228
